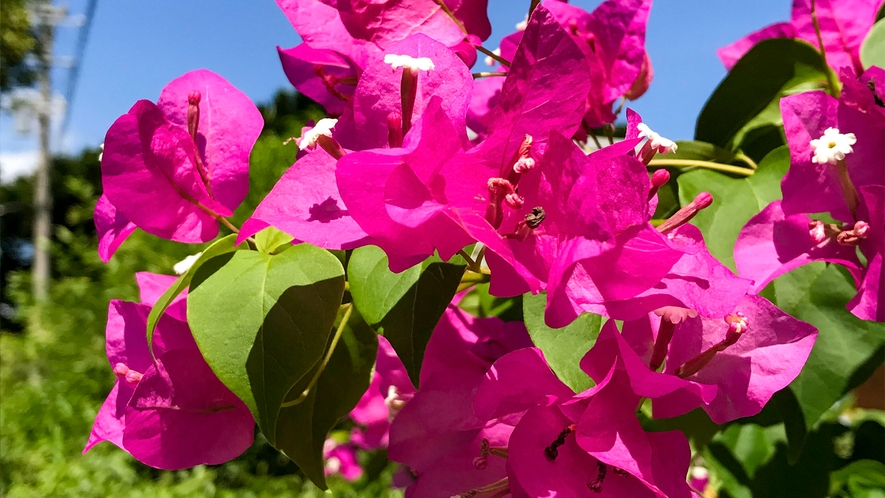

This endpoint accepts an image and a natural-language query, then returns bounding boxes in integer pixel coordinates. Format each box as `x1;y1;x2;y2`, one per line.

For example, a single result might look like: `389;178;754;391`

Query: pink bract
84;274;254;469
98;70;261;253
718;0;882;73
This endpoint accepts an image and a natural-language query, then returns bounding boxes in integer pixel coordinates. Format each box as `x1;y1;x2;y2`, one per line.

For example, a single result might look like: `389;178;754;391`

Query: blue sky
0;0;789;181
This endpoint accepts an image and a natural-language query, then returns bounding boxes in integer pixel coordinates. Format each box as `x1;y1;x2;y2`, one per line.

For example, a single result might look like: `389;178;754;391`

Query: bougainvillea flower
84;278;254;469
717;0;882;73
380;5;597;281
237;148;374;250
323;439;363;481
613;294;818;423
98;70;262;255
94;194;137;262
735;68;884;320
472;329;693;497
388;302;532;497
134;271;187;322
337;97;475;271
545;0;654;128
277;44;361;116
464;127;745;327
507;404;692;498
466;30;524;138
735;200;864;293
345;33;474;151
275;0;490;113
349;336;415;450
551;224;752;323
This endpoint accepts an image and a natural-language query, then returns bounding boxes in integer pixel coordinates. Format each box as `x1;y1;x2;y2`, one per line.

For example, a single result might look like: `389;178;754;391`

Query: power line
59;0;98;139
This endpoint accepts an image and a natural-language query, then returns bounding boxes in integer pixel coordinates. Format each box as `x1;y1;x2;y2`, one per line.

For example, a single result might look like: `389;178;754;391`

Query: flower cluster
86;0;883;495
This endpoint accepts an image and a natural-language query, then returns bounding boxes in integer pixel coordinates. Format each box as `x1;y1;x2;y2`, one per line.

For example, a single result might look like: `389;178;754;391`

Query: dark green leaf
768;263;885;444
274;306;377;490
861;19;885;70
146;233;241;349
522;292;603;392
695;39;828;150
347;246;465;387
188;244;345;442
677;146;789;270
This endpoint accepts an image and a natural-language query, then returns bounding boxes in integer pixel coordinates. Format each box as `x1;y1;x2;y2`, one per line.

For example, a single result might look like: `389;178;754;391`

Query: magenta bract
84;274;254;469
97;70;262;257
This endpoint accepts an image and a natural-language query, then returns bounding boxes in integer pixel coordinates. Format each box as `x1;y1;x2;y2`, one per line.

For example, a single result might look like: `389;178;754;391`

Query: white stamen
325;457;342;474
810;127;856;165
384;385;406;420
484;47;501;67
690;466;708;480
637;123;678;154
515;14;529;31
173;252;202;275
298;118;338;151
383;54;435;73
98;142;105;162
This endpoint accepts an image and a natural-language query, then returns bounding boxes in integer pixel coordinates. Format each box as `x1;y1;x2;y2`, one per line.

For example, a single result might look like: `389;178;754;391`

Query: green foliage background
0;91;402;497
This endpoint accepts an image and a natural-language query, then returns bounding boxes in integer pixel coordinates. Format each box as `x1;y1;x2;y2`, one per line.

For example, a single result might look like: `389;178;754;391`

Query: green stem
216;216;240;233
648;159;754;176
735;152;758;170
589;133;603;151
432;0;467;34
461;270;490;285
279;304;353;408
811;0;841;96
473;71;507;79
458;249;478;271
476;45;512;68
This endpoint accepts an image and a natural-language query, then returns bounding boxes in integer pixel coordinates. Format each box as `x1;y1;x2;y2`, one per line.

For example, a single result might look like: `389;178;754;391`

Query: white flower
810;127;856;165
383;54;435;73
173;252;202;275
298;118;338;151
515;14;529;31
484;47;501;67
637;122;678;154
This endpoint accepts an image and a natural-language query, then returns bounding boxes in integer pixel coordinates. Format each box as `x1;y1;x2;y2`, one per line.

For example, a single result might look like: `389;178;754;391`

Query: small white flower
173;252;202;275
484;47;501;67
810;127;856;165
515;14;529;31
298;118;338;151
383;54;435;73
637;123;678;154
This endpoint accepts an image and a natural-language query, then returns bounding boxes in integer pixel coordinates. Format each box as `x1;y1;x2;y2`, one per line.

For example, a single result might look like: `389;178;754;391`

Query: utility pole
30;1;66;301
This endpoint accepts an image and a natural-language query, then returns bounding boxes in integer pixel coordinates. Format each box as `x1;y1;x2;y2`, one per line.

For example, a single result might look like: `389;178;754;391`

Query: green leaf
187;244;345;442
668;140;739;163
254;226;295;255
458;283;523;322
695;39;829;151
830;460;885;497
768;263;885;448
676;146;789;270
146;233;241;349
347;246;465;387
522;293;603;392
274;306;377;490
861;19;885;70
